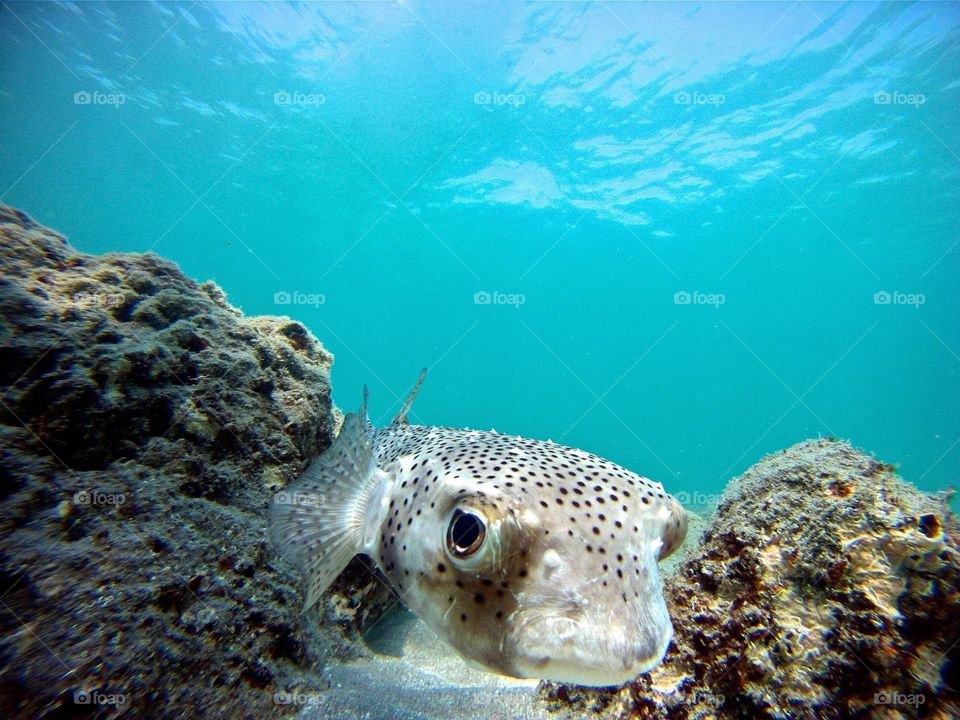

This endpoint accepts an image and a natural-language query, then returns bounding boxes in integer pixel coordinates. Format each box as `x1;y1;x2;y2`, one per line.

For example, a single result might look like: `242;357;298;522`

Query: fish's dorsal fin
360;384;375;435
392;368;427;425
360;384;369;419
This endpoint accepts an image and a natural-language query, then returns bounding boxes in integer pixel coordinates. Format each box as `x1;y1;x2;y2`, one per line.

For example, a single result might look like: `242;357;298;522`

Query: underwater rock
540;439;959;719
0;205;392;719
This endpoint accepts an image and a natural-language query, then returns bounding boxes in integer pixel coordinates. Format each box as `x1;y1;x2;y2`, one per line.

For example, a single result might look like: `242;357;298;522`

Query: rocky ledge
0;205;392;719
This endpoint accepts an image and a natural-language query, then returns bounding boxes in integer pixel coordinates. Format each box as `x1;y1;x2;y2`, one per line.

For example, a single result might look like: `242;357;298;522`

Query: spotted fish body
270;371;687;687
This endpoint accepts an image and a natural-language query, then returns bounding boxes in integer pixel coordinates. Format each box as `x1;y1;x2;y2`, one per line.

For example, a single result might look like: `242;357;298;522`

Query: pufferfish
269;370;687;687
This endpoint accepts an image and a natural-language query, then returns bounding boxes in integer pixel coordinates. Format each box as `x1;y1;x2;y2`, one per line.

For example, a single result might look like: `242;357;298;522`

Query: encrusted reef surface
0;205;392;718
541;439;959;719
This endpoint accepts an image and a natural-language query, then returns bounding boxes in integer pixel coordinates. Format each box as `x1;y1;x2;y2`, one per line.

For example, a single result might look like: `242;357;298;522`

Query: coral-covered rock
541;439;959;719
0;205;390;719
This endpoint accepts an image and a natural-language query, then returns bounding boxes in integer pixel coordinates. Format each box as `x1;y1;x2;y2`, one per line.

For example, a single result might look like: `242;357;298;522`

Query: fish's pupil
447;509;485;557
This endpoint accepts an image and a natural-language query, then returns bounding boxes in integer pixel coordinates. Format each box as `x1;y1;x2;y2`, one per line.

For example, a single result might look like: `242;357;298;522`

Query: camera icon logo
473;290;492;305
73;91;92;105
274;91;292;105
273;291;292;305
873;291;891;305
673;290;691;305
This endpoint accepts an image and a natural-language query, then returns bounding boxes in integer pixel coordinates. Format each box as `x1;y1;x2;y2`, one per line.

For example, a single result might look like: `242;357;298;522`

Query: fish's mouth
506;607;673;687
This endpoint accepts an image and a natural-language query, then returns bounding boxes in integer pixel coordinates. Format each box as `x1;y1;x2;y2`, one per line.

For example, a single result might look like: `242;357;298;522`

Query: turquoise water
1;1;958;505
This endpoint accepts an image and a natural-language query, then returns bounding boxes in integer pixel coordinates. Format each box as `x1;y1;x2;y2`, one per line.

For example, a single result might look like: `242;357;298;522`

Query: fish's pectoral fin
268;413;382;611
391;368;427;425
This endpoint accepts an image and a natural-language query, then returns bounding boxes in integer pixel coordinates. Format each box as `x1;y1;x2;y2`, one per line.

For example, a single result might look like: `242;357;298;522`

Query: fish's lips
506;609;673;687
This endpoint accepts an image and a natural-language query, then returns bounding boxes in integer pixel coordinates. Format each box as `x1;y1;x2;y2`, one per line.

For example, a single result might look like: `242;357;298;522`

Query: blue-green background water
2;1;958;506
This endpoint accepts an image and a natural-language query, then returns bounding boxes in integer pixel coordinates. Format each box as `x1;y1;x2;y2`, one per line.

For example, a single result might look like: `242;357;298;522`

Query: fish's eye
447;509;486;558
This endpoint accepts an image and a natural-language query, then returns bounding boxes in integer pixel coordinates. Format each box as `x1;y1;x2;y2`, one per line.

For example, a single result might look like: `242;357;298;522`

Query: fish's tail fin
269;413;382;610
392;368;427;425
